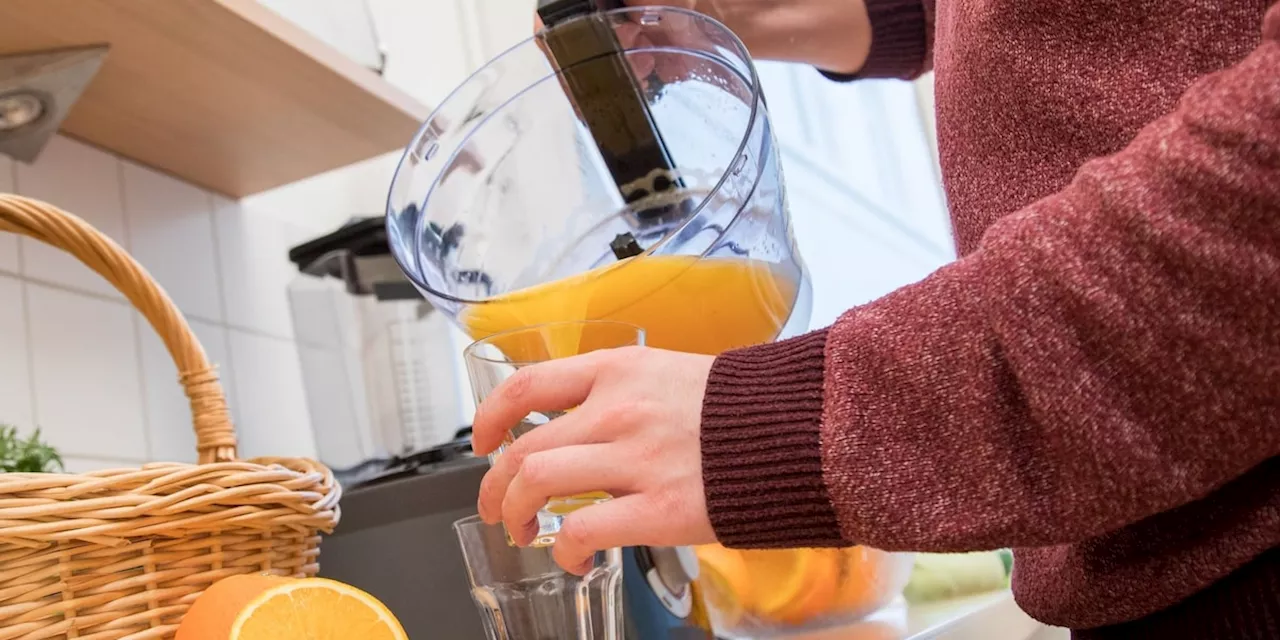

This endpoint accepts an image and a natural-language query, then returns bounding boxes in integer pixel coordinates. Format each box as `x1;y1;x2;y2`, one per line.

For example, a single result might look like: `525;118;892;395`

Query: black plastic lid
536;0;623;26
288;217;388;271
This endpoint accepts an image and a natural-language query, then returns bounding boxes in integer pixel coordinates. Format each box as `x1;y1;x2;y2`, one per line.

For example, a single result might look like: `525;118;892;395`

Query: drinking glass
464;320;645;546
455;515;624;640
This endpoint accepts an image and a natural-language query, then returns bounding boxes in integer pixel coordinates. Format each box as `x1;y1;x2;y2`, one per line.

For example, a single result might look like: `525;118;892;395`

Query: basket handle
0;194;237;463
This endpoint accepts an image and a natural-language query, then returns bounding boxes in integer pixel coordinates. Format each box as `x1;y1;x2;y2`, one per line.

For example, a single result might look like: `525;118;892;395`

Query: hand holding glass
465;320;646;547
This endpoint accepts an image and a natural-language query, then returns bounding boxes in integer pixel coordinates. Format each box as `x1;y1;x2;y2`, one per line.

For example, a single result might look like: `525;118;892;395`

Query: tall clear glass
455;515;624;640
464;320;645;546
387;6;812;354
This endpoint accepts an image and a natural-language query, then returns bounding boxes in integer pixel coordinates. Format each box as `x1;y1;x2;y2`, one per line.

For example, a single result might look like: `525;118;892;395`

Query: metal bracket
0;45;108;163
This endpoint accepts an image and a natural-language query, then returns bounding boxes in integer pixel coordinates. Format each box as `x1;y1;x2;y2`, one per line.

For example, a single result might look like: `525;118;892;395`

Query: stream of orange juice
464;254;799;543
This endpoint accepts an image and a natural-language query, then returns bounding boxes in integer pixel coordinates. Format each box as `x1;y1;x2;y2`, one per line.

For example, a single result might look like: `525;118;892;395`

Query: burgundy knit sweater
700;0;1280;636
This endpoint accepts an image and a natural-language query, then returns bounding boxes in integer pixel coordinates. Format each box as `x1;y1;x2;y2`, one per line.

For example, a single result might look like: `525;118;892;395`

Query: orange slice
829;547;886;614
694;544;754;627
176;574;408;640
735;548;807;616
769;549;842;624
734;548;840;623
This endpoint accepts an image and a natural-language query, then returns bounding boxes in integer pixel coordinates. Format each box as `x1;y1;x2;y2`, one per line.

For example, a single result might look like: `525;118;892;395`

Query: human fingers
614;21;658;80
477;408;606;523
470;353;604;455
553;494;659;574
500;444;636;546
625;6;714;86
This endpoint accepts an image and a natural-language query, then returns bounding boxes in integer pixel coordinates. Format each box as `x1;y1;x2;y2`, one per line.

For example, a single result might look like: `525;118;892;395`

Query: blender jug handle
533;0;693;255
536;0;625;27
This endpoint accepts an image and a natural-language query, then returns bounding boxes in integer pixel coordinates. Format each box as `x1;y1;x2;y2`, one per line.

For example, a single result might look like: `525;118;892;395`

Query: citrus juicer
386;3;812;637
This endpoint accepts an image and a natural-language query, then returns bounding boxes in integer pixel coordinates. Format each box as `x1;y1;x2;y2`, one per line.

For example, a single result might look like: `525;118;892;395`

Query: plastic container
695;545;915;638
385;6;812;351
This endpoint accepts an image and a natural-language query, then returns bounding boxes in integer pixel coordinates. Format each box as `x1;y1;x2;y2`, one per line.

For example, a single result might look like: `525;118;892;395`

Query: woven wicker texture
0;194;340;640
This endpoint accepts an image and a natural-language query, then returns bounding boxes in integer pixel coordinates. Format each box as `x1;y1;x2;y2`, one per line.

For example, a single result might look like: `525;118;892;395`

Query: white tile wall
0;156;18;274
122;161;225;323
25;283;148;460
0;134;326;471
61;457;137;474
0;275;34;432
214;196;308;339
14;137;128;299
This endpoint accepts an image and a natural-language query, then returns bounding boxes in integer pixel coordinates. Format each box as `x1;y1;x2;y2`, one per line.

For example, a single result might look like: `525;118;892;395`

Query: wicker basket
0;194;341;640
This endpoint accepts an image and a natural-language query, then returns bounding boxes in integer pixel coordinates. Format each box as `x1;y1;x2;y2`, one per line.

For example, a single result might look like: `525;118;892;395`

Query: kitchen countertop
770;591;1059;640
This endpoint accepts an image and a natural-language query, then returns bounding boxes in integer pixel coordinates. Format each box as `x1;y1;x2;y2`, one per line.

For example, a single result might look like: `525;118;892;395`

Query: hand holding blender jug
387;1;811;637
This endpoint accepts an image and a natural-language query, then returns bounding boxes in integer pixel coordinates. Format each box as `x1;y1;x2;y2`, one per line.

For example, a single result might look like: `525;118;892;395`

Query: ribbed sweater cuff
700;329;846;548
821;0;929;81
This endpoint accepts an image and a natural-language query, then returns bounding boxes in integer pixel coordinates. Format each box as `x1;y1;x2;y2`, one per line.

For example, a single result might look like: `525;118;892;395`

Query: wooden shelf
0;0;432;197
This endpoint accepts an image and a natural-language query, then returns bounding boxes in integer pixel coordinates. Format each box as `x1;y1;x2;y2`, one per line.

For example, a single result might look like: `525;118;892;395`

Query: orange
176;574;408;640
830;547;897;616
733;548;841;624
767;549;842;624
694;544;754;626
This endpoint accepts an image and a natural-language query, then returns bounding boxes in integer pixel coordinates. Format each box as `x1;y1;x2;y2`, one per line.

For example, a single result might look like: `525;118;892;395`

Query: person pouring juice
471;1;1280;638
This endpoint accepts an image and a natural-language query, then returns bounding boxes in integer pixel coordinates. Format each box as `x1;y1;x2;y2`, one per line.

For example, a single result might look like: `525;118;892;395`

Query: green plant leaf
0;424;64;473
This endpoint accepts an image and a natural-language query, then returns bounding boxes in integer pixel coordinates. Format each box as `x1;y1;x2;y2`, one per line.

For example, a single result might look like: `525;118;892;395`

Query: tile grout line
206;193;241;429
117;157;157;463
17;233;40;434
5;269;307;342
208;193;232;330
11;160;39;431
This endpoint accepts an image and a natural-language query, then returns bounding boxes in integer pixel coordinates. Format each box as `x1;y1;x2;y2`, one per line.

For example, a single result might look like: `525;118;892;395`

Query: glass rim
387;5;767;307
452;514;487;535
463;319;646;367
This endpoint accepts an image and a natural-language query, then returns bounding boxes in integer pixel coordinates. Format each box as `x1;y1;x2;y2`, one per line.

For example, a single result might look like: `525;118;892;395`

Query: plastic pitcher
386;5;812;353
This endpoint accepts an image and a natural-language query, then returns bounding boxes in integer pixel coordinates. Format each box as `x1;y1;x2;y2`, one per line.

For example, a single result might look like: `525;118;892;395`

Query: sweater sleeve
702;4;1280;551
822;0;934;80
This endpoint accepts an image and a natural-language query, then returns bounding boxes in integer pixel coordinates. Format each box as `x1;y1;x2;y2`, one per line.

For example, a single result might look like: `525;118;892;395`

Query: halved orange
176;574;408;640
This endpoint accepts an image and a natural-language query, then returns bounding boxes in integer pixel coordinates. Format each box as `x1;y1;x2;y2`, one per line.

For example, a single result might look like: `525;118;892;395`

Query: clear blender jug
387;5;811;351
387;5;814;638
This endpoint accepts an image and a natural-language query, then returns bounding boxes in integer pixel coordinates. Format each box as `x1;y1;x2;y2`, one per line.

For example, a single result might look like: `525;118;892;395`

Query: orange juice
462;254;799;356
464;253;800;546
